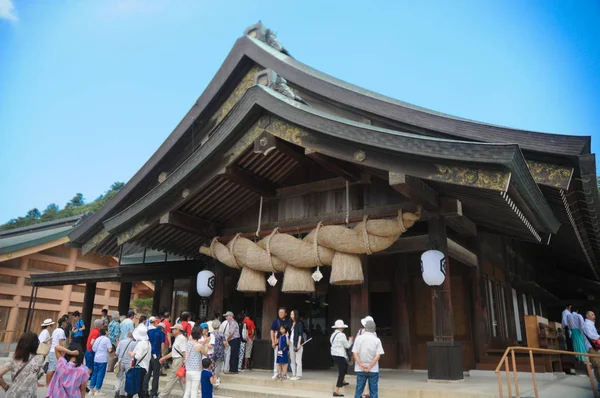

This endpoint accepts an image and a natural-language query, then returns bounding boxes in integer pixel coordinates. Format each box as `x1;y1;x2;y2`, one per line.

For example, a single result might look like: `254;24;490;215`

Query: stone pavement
0;360;595;397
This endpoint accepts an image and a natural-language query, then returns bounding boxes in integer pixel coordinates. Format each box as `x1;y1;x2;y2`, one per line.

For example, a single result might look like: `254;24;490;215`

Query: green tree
111;182;125;191
25;208;41;220
131;298;153;315
65;193;85;208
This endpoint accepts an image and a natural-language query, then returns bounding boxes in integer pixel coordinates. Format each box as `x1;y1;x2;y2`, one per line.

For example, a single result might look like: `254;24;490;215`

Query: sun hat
41;319;55;327
149;316;157;323
157;322;166;329
361;316;374;328
172;324;184;332
224;311;234;317
133;324;149;341
331;319;348;329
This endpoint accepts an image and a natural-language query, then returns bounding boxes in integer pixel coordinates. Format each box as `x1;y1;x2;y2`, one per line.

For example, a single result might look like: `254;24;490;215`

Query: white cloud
0;0;17;21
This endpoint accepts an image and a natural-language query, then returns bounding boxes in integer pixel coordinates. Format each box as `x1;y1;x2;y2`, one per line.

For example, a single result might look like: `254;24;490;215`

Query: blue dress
276;335;289;364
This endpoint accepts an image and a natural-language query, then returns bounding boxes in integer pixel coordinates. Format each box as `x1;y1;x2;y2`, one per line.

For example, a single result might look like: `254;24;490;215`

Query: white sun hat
41;319;55;327
361;316;374;328
331;319;348;329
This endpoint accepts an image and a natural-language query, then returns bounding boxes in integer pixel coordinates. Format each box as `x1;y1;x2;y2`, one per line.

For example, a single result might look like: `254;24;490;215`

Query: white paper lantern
421;250;446;286
197;270;216;297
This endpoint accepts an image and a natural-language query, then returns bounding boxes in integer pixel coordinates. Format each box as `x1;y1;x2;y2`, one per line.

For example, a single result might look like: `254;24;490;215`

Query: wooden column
118;282;133;316
152;280;162;315
427;216;463;380
261;285;279;337
209;263;224;318
429;216;453;342
7;257;29;337
469;242;488;363
350;258;369;337
187;277;200;319
82;282;97;344
159;278;174;315
395;256;412;369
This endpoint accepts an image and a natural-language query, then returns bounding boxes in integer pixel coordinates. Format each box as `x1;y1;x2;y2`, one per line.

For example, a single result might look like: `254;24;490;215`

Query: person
200;358;216;398
355;316;375;397
90;325;113;396
209;320;226;383
352;320;384;398
101;309;110;326
139;315;148;328
270;307;291;379
241;312;255;371
86;319;104;376
162;312;172;348
121;310;135;341
208;313;221;334
180;312;193;338
62;314;72;343
567;308;586;362
115;330;137;398
72;311;85;348
276;324;290;380
109;311;121;349
289;309;304;380
47;317;67;386
0;331;44;397
330;319;353;397
127;325;151;398
148;316;157;330
562;304;572;350
144;322;166;397
38;318;54;346
224;311;241;374
183;327;204;398
582;311;600;387
159;324;186;398
236;313;246;372
200;323;214;359
46;343;89;398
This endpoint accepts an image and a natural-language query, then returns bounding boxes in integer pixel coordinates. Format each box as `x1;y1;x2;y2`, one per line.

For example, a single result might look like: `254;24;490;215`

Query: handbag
113;340;133;374
173;346;186;378
37;342;50;357
125;342;149;395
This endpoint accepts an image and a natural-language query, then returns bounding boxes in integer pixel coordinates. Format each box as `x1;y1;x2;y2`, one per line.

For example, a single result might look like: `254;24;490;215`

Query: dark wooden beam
159;278;174;315
224;166;277;197
82;229;111;256
118;282;132;315
377;234;430;254
447;215;477;237
275;175;370;200
350;259;369;336
390;172;439;210
152;280;162;315
448;238;478;267
395;256;412;369
429;216;454;342
117;219;152;246
82;282;96;345
159;211;216;237
305;149;362;181
274;136;314;167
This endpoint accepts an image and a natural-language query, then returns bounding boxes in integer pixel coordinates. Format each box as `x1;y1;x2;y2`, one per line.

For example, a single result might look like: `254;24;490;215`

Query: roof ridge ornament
254;69;309;106
244;21;290;56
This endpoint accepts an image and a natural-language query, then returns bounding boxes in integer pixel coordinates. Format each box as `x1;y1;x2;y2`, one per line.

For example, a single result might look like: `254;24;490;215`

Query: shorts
244;339;253;358
589;348;600;368
48;352;58;371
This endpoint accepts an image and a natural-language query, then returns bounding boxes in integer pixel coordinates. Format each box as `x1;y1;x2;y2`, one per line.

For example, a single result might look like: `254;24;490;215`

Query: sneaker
95;392;106;396
290;376;300;381
272;374;279;379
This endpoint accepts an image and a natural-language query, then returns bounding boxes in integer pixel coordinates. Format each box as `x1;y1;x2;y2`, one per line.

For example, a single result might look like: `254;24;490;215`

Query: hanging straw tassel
312;221;324;282
282;266;315;293
330;251;364;285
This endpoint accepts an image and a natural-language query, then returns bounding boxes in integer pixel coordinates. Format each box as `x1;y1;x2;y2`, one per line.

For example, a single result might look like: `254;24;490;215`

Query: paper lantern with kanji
421;250;446;286
196;270;216;297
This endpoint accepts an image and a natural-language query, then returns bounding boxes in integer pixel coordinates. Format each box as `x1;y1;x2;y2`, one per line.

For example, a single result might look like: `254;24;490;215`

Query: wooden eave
101;86;559;245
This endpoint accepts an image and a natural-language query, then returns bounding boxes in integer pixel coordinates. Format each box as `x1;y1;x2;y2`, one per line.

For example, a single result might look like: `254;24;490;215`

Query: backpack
212;332;225;362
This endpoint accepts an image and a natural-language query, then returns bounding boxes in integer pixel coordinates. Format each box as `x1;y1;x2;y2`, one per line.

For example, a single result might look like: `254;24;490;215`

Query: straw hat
331;319;348;329
361;316;374;328
41;319;55;327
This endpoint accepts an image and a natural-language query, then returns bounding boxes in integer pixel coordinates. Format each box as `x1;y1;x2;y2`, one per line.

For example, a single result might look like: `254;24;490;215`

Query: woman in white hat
38;319;54;345
126;325;151;398
330;320;353;397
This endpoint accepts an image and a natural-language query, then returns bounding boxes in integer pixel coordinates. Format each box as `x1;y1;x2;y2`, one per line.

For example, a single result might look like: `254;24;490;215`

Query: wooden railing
495;346;600;398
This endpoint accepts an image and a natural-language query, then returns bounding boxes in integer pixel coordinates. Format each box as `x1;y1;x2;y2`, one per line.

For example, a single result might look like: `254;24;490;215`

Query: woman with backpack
289;310;305;381
115;330;136;398
0;332;45;397
330;320;353;397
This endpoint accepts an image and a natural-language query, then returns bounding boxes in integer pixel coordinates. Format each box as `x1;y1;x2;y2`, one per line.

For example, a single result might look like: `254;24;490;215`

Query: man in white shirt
352;320;384;398
562;304;572;349
582;311;600;385
159;324;186;398
46;317;67;386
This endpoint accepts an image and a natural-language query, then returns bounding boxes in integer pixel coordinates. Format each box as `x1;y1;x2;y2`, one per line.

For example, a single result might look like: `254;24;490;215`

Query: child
276;325;290;380
201;357;217;398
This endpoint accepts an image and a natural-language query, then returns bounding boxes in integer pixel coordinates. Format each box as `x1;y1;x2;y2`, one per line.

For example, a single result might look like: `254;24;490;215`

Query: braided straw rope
209;237;219;258
362;215;373;255
313;222;324;267
229;233;242;269
266;227;280;274
397;209;407;233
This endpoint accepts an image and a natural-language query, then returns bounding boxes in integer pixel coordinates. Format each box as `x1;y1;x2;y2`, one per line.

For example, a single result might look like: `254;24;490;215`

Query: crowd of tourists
0;308;259;398
0;305;386;398
561;304;600;387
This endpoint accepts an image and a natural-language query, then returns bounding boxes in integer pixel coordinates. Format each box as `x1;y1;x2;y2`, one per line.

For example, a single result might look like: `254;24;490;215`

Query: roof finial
254;69;309;105
244;21;290;56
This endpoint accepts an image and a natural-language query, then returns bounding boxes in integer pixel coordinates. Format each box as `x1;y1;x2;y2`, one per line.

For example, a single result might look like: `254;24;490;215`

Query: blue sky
0;0;599;224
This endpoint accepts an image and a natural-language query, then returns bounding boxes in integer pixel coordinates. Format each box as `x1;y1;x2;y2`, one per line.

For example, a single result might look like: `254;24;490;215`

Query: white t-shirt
200;335;214;357
352;332;384;373
172;334;187;359
133;341;151;371
38;329;50;344
50;328;66;353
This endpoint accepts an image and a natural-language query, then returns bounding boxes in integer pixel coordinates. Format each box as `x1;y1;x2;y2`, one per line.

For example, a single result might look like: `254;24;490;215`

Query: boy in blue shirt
201;357;216;398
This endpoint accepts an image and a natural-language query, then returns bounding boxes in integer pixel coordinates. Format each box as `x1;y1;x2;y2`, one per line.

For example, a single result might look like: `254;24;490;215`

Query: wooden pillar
395;255;412;369
82;282;97;344
187;277;200;319
60;248;78;315
8;257;29;337
152;280;162;315
118;282;133;316
209;264;224;318
261;285;279;337
427;216;462;380
159;278;174;315
350;257;369;337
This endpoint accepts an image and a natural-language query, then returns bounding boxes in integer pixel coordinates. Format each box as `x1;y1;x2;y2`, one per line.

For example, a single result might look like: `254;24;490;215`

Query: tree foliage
0;182;125;232
131;298;153;315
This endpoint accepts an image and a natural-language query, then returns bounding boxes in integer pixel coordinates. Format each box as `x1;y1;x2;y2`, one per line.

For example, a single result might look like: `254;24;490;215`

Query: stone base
427;341;464;381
